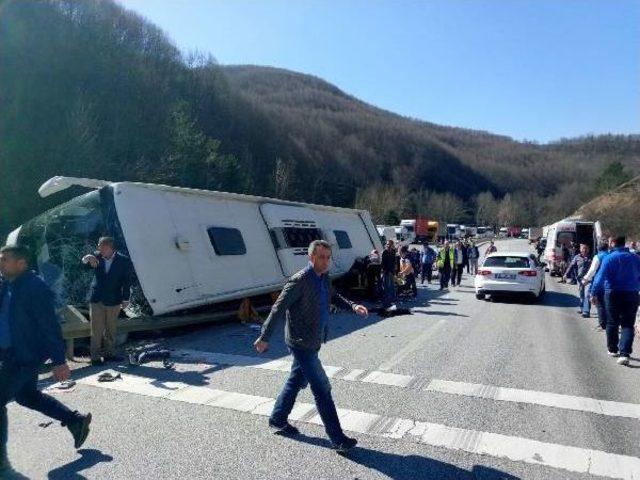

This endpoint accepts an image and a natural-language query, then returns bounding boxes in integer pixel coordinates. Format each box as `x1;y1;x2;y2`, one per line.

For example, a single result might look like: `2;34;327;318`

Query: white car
475;252;546;301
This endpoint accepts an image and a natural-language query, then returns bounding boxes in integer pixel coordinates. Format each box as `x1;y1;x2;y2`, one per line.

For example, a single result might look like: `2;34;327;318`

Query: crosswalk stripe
171;348;640;421
77;370;640;480
173;348;404;385
426;379;640;420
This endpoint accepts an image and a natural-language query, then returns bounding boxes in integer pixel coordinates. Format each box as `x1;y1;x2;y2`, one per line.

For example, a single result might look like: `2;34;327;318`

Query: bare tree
474;191;499;227
424;191;467;223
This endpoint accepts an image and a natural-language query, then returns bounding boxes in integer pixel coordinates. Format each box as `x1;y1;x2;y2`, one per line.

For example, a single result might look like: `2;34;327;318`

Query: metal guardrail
59;304;271;360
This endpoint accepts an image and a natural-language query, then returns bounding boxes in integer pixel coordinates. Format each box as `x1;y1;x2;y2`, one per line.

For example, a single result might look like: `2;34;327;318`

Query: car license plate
495;273;516;280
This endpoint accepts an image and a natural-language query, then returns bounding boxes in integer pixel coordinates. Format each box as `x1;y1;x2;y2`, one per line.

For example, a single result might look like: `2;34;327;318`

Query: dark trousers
405;273;417;297
453;264;464;286
382;272;396;308
604;291;639;357
271;347;346;445
595;291;608;329
1;357;77;462
421;263;433;284
366;265;381;300
440;267;451;289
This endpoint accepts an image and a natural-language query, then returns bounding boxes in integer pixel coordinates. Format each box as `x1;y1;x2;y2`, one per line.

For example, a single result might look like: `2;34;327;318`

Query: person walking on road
591;236;640;366
254;240;368;453
452;240;465;287
420;244;436;285
485;241;497;256
468;242;480;275
582;241;610;330
437;241;455;290
81;237;133;365
462;240;470;274
380;240;397;308
563;244;592;318
0;246;92;477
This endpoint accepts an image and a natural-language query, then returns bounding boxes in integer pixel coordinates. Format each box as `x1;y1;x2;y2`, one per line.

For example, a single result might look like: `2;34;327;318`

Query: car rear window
484;256;530;268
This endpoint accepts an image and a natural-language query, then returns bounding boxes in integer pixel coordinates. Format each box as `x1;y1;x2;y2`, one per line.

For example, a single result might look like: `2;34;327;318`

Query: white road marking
77;370;640;480
149;350;640;419
427;379;640;420
340;368;366;381
360;370;414;388
166;348;640;421
174;349;396;386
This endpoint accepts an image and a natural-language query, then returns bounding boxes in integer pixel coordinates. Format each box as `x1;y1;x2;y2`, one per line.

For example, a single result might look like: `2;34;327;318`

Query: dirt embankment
574;176;640;239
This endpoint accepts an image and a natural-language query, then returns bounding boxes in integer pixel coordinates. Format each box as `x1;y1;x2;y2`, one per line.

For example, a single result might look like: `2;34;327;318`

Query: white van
400;219;417;244
446;224;461;240
543;219;602;275
393;226;410;246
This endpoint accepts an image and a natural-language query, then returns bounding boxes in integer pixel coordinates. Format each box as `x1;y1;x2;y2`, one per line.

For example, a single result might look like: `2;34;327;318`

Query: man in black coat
0;245;91;476
81;237;133;365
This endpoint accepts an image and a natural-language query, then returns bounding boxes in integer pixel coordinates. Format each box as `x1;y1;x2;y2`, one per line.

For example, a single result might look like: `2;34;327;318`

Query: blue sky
118;0;639;143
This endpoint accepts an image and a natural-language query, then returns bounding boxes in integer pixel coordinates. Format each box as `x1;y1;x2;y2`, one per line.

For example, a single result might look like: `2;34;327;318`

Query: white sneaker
607;351;620;357
617;356;630;366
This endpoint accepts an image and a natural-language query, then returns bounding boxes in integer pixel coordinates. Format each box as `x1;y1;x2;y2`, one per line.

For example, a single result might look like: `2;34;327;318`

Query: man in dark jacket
0;245;91;476
380;240;397;308
81;237;133;365
591;236;640;366
254;240;368;453
462;240;470;273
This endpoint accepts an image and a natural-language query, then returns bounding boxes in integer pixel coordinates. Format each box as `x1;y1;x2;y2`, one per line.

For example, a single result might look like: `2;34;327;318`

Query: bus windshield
16;190;108;308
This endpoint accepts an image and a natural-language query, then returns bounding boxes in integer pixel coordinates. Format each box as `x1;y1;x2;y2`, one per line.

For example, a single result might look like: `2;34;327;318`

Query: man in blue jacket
591;236;640;366
0;245;91;475
82;236;133;365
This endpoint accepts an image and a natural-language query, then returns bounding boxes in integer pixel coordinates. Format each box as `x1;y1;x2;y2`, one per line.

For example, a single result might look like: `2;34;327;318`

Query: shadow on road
48;449;113;479
482;290;578;308
411;309;469;318
539;290;580;308
287;433;519;479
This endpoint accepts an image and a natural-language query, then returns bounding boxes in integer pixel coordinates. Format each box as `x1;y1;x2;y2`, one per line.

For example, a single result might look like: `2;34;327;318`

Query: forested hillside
1;0;638;237
224;66;640;228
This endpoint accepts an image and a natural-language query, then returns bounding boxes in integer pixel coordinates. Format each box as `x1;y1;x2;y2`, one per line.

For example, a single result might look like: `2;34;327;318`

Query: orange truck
416;218;439;243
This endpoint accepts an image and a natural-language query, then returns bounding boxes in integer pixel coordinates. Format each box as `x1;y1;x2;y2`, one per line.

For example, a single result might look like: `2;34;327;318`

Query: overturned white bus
5;177;382;316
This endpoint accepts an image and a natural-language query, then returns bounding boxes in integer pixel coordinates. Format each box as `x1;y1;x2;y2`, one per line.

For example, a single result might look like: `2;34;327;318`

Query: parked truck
400;218;439;244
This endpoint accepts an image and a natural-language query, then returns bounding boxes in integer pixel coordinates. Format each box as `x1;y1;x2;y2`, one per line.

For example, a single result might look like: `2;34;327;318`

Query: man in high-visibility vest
437;241;455;290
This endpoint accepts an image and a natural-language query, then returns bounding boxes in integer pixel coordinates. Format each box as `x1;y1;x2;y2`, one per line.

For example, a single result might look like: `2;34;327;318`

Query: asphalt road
6;239;640;480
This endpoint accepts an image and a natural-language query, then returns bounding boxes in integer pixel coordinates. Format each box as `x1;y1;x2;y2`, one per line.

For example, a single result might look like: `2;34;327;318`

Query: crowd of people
560;236;640;366
3;226;638;477
366;237;487;308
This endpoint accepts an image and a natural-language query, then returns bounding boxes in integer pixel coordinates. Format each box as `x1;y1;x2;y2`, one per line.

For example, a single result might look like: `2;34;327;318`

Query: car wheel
475;293;485;300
